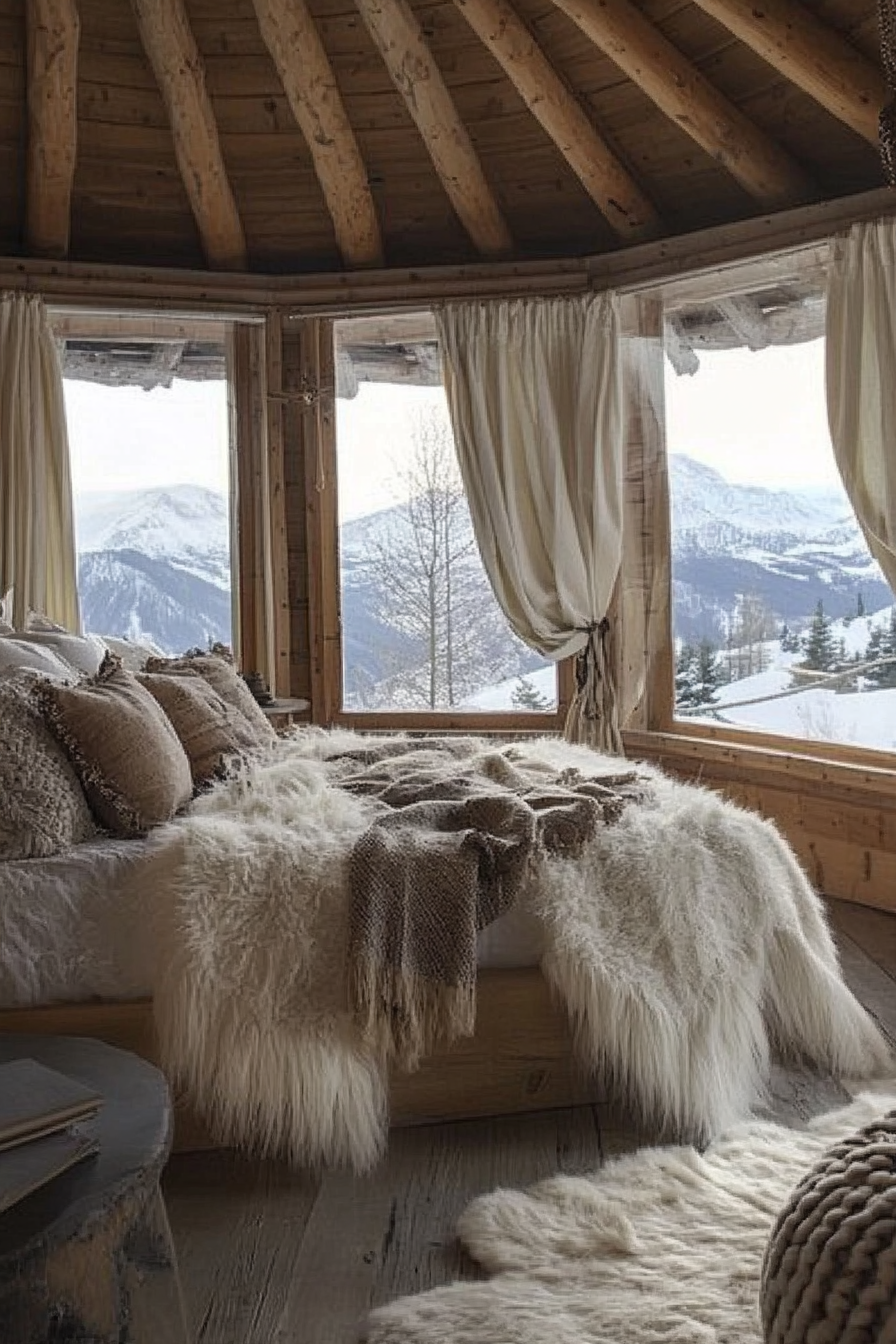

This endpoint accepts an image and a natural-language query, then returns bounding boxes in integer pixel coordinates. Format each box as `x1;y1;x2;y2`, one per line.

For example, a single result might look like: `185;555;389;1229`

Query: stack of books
0;1059;102;1215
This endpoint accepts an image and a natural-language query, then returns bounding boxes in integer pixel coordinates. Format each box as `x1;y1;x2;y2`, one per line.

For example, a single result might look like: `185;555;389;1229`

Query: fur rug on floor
364;1086;896;1344
135;729;892;1170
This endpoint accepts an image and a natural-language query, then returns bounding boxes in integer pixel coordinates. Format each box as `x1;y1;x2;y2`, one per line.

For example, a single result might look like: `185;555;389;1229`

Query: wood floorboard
164;895;896;1344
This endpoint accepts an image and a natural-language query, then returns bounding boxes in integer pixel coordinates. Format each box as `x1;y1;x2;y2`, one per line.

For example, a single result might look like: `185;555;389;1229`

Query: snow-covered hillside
670;456;848;538
76;485;230;588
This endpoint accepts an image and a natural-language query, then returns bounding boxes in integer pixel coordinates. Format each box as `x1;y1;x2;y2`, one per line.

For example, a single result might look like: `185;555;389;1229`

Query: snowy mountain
668;456;890;643
75;485;232;654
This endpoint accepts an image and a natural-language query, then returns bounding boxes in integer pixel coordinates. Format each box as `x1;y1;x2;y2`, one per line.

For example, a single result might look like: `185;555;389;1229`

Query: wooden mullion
265;309;292;698
229;323;272;682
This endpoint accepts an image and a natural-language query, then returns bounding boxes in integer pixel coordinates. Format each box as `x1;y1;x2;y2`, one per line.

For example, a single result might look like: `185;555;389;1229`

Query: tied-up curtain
436;294;626;753
825;219;896;596
0;292;80;632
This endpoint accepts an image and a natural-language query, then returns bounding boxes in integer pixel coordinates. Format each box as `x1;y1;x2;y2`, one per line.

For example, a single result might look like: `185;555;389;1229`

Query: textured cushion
144;654;277;748
0;637;79;681
101;635;164;672
761;1109;896;1344
37;662;193;837
0;674;97;858
137;670;248;788
4;629;106;676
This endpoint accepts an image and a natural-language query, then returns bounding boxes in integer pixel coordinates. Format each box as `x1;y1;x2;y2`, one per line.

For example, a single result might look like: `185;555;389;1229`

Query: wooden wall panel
0;3;24;252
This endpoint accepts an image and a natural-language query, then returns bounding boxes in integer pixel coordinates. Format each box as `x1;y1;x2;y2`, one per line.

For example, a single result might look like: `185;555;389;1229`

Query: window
334;315;557;716
60;323;233;657
664;274;895;753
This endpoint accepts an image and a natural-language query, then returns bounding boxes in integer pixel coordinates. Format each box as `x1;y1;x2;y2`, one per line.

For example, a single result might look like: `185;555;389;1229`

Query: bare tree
354;408;531;709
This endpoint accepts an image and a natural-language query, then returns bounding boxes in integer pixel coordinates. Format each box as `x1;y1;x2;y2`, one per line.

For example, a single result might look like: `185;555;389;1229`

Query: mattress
0;843;544;1010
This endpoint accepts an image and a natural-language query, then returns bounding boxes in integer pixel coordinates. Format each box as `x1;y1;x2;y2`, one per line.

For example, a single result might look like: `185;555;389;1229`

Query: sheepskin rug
365;1086;896;1344
135;729;892;1171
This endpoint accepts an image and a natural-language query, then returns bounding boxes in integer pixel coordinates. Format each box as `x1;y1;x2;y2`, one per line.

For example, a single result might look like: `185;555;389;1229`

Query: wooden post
263;311;293;698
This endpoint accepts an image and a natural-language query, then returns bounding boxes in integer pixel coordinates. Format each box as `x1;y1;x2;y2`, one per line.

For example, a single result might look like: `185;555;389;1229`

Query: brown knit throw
334;739;647;1069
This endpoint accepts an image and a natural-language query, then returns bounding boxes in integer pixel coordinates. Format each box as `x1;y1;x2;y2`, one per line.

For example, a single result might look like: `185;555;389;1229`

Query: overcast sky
64;335;843;520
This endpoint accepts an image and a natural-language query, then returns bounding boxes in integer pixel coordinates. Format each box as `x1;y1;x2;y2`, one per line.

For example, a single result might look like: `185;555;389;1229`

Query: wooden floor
163;897;896;1344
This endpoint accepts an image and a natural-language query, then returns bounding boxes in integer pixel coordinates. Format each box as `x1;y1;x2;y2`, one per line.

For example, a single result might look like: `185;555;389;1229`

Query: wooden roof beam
691;0;887;145
130;0;247;270
252;0;383;267
25;0;80;258
548;0;815;210
452;0;660;242
352;0;513;256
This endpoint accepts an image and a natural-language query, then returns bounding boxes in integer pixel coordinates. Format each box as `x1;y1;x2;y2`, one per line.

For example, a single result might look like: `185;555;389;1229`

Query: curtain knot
565;616;622;755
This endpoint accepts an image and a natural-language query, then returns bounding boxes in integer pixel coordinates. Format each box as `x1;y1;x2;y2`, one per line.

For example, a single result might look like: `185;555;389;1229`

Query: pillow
0;674;97;859
36;662;193;837
101;635;164;672
136;671;248;788
0;637;79;682
144;654;277;748
5;629;106;676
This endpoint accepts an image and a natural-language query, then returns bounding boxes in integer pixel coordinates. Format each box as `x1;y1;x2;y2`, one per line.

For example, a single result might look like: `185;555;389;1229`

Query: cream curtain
0;292;80;632
436;294;626;752
825;218;896;595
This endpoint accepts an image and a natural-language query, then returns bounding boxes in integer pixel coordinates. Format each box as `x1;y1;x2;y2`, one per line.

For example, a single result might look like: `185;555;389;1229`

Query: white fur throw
134;730;892;1171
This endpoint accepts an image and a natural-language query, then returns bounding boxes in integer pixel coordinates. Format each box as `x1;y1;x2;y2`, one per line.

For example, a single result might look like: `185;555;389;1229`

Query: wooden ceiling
0;0;889;275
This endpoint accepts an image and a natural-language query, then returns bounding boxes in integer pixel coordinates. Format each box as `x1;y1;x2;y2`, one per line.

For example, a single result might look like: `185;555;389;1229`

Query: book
0;1129;99;1214
0;1058;102;1151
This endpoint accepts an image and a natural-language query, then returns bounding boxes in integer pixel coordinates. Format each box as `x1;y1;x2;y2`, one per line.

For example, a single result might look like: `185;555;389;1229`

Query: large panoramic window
334;315;557;715
60;326;232;658
664;279;895;753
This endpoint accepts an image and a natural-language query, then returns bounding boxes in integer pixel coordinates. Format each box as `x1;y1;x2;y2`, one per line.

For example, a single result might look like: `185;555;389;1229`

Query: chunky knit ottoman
761;1109;896;1344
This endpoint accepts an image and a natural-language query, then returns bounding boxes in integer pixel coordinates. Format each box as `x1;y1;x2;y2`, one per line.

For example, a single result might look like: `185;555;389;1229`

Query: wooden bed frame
0;969;605;1151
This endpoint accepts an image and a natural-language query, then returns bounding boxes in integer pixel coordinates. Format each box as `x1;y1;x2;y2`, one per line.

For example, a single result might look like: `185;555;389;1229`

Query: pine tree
865;608;896;689
857;591;865;618
800;601;838;672
675;643;700;710
779;622;801;653
693;639;723;707
511;675;551;711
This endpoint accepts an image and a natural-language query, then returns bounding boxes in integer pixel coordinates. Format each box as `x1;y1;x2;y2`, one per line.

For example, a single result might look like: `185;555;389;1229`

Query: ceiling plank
691;0;887;144
25;0;80;258
548;0;815;210
130;0;247;270
452;0;660;242
352;0;514;257
251;0;383;268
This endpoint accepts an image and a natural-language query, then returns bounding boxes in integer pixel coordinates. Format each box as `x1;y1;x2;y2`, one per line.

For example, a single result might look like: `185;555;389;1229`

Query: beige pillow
0;637;79;682
5;629;106;676
144;654;277;748
136;671;247;788
0;675;96;858
37;664;193;837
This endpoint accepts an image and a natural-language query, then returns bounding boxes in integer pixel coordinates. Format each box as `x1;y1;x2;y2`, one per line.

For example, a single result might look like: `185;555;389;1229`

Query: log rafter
130;0;247;270
252;0;383;268
547;0;815;210
352;0;514;257
25;0;80;259
691;0;888;145
452;0;660;241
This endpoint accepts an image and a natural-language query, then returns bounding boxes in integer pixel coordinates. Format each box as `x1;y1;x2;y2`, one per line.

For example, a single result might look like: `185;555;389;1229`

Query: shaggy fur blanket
134;730;892;1172
337;737;643;1068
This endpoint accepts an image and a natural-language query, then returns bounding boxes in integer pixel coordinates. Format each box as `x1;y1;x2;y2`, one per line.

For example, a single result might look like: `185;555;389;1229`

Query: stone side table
0;1034;189;1344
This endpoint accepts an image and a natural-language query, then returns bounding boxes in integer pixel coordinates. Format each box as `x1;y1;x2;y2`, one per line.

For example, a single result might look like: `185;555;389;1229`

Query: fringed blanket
134;730;892;1172
335;738;644;1068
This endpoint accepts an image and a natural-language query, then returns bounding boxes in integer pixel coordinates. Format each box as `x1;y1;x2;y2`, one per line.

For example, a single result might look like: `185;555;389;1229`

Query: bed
0;666;890;1171
0;840;590;1146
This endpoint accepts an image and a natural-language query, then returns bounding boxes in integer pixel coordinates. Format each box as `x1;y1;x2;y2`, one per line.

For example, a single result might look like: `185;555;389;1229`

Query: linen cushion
0;674;97;858
37;662;193;837
136;670;247;788
0;637;79;681
5;628;106;676
144;654;277;748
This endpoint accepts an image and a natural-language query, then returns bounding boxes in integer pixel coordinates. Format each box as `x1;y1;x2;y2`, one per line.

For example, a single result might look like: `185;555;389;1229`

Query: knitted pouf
761;1109;896;1344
